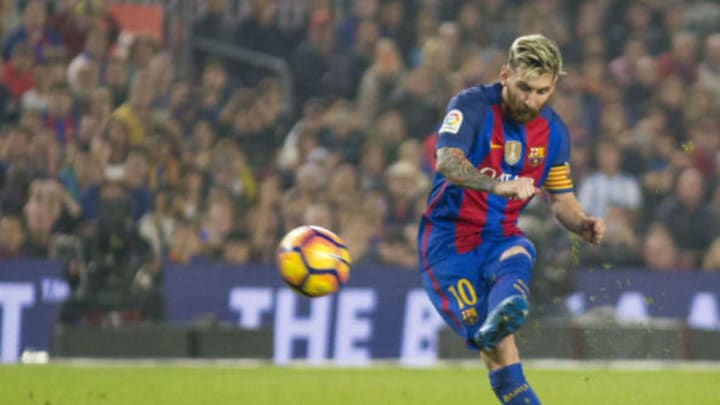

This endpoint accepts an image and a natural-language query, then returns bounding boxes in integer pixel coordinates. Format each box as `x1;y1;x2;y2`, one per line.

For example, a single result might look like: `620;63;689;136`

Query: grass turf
1;365;718;404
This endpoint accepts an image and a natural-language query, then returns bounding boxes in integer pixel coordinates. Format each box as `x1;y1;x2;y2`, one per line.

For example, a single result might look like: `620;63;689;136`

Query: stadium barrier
439;320;720;360
52;325;272;359
1;261;720;363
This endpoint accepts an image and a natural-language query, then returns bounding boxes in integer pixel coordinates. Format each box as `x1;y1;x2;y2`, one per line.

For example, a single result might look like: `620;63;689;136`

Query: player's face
500;65;556;123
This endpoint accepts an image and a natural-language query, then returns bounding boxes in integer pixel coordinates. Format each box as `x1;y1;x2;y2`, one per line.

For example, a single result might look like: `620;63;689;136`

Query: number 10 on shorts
448;278;477;309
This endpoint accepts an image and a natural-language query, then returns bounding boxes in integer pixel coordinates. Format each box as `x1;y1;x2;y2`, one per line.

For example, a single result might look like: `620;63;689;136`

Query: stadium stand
1;0;720;362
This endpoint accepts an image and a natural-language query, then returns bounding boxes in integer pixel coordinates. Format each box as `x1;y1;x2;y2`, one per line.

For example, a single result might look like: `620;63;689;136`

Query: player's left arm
544;116;604;244
548;192;605;244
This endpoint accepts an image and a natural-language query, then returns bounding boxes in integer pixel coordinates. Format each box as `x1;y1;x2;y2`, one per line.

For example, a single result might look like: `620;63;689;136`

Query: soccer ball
277;225;351;297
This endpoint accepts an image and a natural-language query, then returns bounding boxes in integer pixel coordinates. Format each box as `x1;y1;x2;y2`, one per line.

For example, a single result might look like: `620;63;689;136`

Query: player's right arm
435;93;538;201
435;147;497;192
436;147;538;200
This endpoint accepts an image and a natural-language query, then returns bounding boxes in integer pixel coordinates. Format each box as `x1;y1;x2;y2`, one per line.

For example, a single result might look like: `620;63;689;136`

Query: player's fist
493;177;541;200
579;216;605;245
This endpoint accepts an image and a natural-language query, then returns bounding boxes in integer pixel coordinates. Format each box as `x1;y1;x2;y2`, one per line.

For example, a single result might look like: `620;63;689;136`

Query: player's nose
524;95;540;110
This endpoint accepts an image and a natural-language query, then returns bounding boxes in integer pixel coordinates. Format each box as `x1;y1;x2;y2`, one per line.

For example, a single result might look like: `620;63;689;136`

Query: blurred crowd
0;0;720;321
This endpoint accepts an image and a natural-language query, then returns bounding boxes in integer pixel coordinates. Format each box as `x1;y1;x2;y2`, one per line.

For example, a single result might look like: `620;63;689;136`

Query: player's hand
493;177;541;200
578;216;605;244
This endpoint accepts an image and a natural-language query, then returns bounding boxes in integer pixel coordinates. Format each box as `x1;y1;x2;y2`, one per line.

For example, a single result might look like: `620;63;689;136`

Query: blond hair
507;34;566;80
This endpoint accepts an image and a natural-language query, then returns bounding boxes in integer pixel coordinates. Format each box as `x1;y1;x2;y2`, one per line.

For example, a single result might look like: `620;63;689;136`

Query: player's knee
499;246;533;262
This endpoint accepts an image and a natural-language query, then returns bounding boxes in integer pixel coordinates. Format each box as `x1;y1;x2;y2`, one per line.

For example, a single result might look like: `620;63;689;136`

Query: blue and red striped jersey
418;83;573;267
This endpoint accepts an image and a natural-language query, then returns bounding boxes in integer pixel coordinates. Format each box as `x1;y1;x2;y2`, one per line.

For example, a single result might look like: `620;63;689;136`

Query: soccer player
417;34;605;404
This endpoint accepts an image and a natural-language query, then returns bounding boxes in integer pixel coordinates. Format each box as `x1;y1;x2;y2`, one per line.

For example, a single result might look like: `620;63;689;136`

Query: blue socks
487;253;532;311
489;363;540;404
485;255;539;403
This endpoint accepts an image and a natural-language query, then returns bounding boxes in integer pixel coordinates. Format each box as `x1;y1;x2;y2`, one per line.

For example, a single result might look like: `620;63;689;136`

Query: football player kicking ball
417;34;605;404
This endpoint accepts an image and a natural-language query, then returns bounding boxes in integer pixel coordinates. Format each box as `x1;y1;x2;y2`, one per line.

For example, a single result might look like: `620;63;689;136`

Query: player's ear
500;65;508;86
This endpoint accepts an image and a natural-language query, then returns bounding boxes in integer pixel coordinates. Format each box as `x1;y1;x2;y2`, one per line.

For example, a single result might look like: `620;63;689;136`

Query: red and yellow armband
543;163;573;193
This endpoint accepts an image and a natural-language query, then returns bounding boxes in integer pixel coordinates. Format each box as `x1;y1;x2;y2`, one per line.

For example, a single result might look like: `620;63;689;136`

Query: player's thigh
421;253;489;343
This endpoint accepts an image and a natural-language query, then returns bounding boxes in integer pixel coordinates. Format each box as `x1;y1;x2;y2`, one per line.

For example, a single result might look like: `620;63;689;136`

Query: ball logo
439;109;463;134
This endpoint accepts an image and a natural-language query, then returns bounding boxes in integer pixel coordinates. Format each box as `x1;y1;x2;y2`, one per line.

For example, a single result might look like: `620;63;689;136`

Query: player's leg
420;251;489;349
473;243;534;350
481;334;540;405
476;240;541;404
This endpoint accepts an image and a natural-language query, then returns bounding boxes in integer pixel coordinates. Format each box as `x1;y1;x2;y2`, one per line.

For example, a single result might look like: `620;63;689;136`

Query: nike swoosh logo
490;143;503;149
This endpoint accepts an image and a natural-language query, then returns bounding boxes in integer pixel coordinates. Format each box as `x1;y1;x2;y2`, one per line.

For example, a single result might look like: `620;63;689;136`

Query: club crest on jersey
528;146;545;166
504;141;522;165
439;109;463;134
461;308;478;325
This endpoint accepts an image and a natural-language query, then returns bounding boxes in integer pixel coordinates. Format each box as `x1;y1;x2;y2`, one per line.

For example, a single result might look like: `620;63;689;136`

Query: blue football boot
473;295;529;350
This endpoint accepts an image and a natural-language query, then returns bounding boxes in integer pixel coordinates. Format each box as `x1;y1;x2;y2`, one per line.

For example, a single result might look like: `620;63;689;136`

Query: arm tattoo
436;147;497;193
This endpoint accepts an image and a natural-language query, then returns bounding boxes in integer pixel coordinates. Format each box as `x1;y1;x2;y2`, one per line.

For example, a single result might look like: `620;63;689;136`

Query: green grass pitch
1;364;718;404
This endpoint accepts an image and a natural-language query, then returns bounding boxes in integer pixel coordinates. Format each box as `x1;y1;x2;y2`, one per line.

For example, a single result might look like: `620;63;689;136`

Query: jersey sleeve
543;117;574;194
435;94;484;155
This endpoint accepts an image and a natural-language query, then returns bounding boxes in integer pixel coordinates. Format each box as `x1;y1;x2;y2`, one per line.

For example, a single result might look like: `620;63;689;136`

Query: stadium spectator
66;26;109;95
167;219;202;264
138;188;176;259
642;222;681;271
316;99;364;164
112;71;154;146
234;0;291;60
656;30;699;84
42;84;76;147
377;224;416;268
290;9;335;108
48;0;119;59
377;0;414;65
57;149;102;220
20;62;51;112
0;213;25;259
386;68;439;142
698;33;720;106
302;202;334;231
104;55;128;106
357;140;386;191
578;138;643;219
654;167;718;268
126;34;159;78
2;0;63;63
22;178;63;258
122;148;153;222
335;0;378;51
192;0;231;70
331;17;379;99
356;38;406;126
702;238;720;271
326;163;359;222
247;174;283;262
147;52;174;110
222;229;252;265
195;61;230;126
339;214;377;266
0;0;20;41
383;160;426;228
3;42;34;101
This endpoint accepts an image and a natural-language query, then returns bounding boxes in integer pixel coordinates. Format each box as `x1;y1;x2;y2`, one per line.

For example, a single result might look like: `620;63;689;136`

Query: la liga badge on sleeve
439;109;463;134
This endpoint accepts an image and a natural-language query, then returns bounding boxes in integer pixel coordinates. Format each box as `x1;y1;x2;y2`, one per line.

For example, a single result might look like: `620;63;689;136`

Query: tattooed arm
435;147;538;200
436;147;497;192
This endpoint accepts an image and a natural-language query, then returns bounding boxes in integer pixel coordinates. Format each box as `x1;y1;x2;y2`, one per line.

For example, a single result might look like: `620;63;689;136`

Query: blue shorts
421;236;536;349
